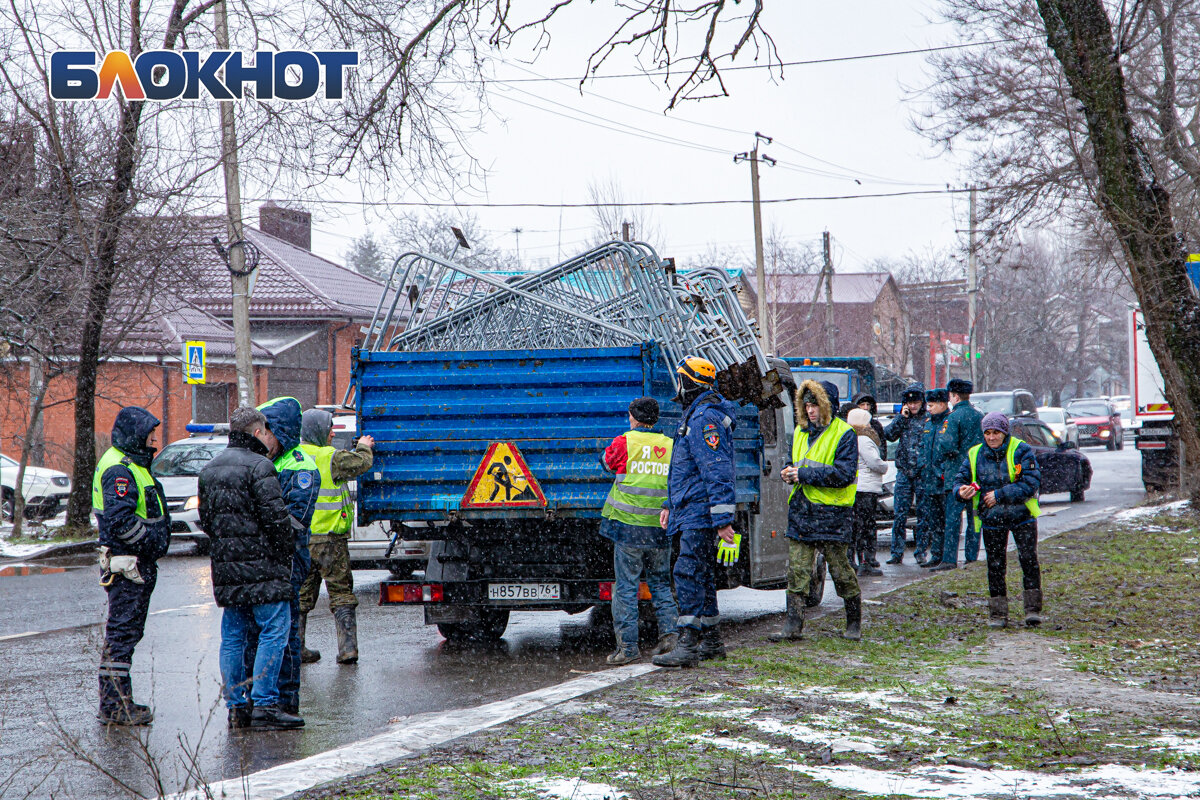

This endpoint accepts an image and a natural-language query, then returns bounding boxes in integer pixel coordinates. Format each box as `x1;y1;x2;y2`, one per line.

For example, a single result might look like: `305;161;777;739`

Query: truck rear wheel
804;553;827;608
437;608;510;644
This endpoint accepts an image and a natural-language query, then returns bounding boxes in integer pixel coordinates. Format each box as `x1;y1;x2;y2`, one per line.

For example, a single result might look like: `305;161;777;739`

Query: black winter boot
768;592;805;642
988;596;1009;629
333;606;359;664
652;627;701;668
699;626;726;660
300;613;321;663
843;595;862;641
1023;589;1043;627
250;706;304;730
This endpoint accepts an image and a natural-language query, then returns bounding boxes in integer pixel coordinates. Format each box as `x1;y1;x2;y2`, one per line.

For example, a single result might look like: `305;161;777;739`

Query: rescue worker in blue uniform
932;378;985;570
916;388;951;568
771;380;862;642
882;382;926;564
653;356;740;668
93;406;171;725
249;397;320;714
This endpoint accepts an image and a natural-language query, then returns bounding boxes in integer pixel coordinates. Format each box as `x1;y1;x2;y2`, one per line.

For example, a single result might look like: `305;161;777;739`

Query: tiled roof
106;295;273;361
182;217;386;321
745;272;894;305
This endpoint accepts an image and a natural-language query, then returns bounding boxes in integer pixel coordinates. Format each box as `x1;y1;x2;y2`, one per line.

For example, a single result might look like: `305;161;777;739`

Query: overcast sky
302;1;971;276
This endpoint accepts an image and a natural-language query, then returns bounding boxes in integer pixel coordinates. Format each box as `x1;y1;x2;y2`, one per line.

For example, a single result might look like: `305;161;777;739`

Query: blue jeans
221;601;290;709
889;472;917;559
942;494;980;564
674;528;718;630
612;543;678;652
244;549;309;710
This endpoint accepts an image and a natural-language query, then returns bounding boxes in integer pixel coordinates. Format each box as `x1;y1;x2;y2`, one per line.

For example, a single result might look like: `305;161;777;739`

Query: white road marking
164;663;659;800
148;603;211;617
0;631;37;642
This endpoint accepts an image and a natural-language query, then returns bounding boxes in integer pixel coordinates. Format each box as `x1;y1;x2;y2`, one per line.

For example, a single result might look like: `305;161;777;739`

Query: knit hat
981;412;1010;435
629;396;659;425
847;408;872;429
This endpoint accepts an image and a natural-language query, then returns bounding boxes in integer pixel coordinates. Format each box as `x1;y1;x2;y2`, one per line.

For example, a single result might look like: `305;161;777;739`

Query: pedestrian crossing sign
462;442;547;508
184;341;206;384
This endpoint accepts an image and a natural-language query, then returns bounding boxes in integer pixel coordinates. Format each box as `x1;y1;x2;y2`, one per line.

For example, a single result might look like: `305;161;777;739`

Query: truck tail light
381;583;443;603
597;582;652;601
422;584;444;602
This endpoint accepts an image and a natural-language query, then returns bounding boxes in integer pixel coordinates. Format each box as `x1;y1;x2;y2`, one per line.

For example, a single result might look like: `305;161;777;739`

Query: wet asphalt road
0;446;1142;799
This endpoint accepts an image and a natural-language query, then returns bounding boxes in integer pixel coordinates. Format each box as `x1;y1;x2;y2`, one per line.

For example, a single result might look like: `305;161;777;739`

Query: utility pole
621;221;632;242
822;231;835;355
734;132;775;352
967;185;978;386
512;227;523;264
215;0;254;407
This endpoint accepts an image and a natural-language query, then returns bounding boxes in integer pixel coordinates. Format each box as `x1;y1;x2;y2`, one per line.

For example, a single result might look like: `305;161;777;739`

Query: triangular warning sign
462;442;547;508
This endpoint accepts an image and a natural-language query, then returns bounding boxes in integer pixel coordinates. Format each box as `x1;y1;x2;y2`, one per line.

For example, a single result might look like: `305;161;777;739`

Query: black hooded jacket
198;430;297;608
853;392;887;444
883;382;927;479
95;406;170;561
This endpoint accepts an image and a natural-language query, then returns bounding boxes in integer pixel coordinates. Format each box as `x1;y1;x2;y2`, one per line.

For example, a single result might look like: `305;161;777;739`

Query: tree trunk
64;101;145;532
12;374;51;539
1037;0;1200;503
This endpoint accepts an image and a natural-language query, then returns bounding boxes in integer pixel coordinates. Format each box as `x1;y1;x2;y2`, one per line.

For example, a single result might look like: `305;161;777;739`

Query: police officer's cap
926;388;949;403
947;378;974;395
628;396;659;425
902;387;924;403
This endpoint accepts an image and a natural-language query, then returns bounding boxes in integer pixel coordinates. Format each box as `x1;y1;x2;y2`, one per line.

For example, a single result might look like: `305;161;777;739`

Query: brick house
1;203;385;471
741;272;910;376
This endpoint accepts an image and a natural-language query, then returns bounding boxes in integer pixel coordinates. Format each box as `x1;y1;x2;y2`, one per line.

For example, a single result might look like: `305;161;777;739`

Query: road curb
164;662;660;800
0;538;97;563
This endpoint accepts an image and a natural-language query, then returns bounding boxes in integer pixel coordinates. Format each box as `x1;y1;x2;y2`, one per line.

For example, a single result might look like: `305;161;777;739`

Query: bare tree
921;0;1200;497
385;210;517;273
586;176;662;248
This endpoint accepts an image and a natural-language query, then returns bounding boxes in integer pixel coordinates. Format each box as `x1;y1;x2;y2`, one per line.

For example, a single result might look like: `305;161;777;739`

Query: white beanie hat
847;408;872;429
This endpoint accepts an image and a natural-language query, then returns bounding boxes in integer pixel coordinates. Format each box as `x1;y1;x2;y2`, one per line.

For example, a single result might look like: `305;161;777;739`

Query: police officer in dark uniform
882;382;926;564
916;389;951;568
653;356;740;668
932;378;985;570
93;406;171;725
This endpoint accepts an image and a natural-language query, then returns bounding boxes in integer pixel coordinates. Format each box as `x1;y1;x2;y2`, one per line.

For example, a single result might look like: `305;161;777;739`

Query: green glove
716;532;742;566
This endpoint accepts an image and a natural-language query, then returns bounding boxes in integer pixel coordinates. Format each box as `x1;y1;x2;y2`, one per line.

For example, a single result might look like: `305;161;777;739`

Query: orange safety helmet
676;355;717;386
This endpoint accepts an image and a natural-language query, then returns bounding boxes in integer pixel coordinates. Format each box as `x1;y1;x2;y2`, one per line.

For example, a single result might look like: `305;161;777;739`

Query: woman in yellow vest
599;397;678;664
953;412;1043;628
772;380;863;642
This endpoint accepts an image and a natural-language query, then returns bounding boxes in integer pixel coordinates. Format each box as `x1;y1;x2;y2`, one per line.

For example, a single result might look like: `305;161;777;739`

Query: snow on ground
0;512;69;558
784;762;1200;799
692;735;788;757
1114;500;1190;521
507;777;628;800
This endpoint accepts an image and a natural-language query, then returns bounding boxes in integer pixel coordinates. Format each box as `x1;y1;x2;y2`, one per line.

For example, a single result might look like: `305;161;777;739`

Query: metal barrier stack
359;241;783;407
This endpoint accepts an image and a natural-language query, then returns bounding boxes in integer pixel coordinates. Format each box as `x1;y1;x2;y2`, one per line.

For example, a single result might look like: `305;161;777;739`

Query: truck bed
354;343;763;528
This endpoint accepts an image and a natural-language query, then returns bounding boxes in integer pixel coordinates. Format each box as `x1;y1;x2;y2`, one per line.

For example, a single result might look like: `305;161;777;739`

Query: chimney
258;201;311;250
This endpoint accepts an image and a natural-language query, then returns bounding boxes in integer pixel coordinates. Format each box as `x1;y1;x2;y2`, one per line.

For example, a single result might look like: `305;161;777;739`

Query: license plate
487;583;560;601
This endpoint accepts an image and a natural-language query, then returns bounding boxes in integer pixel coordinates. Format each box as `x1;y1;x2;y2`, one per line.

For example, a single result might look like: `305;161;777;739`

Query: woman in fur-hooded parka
786;379;859;544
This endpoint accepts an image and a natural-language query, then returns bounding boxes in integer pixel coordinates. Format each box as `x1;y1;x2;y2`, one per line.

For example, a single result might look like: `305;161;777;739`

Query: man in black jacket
198;406;304;731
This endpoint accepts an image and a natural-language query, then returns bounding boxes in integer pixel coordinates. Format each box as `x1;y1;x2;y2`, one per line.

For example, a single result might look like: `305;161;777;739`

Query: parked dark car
1009;417;1092;503
972;389;1039;418
1065;398;1124;450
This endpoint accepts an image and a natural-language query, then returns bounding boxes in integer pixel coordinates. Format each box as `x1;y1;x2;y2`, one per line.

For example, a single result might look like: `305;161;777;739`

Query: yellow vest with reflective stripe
299;442;352;536
602;429;673;527
92;447;157;521
967;437;1041;532
790;417;856;507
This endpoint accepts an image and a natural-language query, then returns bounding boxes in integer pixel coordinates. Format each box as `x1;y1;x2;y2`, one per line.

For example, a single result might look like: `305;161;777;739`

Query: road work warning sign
462;442;547;508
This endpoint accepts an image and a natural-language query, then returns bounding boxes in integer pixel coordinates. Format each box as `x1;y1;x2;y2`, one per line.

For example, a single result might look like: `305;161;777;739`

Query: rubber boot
1023;589;1043;627
988;596;1009;629
333;606;359;664
651;626;700;668
768;593;805;642
300;613;321;663
698;626;726;660
843;595;862;641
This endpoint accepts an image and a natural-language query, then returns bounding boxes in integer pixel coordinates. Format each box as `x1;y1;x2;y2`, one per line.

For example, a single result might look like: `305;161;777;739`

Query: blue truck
354;343;810;642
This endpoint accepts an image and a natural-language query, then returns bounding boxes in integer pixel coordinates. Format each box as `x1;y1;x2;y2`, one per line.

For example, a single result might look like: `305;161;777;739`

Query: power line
481;37;1037;84
275;187;977;210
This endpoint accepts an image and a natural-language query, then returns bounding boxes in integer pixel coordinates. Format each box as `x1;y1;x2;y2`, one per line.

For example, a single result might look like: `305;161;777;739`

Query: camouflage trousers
299;536;358;613
786;539;860;600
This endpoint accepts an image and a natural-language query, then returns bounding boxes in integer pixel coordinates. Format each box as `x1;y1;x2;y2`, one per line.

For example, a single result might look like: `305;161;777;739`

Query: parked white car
0;453;72;521
1036;406;1080;447
151;418;428;575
